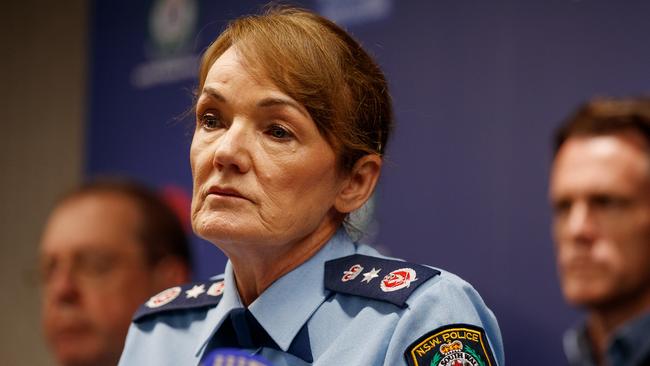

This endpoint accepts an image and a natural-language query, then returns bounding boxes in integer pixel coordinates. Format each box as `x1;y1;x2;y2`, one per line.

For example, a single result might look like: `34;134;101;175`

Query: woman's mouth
207;185;248;201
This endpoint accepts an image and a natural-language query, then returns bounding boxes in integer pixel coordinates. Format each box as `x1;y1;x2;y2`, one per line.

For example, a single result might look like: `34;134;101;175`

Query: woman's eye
267;125;292;139
199;112;223;130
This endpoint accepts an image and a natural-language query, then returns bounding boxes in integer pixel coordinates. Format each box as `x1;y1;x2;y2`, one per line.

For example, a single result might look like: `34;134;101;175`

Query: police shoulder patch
324;254;440;307
404;324;497;366
133;279;225;323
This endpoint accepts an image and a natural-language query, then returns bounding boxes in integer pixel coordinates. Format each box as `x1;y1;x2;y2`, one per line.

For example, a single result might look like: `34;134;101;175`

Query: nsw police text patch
404;324;496;366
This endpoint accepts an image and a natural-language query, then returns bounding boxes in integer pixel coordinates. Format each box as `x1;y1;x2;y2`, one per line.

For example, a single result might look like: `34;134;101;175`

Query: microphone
201;348;274;366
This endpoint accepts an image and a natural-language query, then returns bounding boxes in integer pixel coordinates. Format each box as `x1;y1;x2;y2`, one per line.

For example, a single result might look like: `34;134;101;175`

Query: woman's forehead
202;47;303;108
205;47;268;88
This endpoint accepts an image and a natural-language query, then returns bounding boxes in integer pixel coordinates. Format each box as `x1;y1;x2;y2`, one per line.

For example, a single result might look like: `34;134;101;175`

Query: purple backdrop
86;0;650;364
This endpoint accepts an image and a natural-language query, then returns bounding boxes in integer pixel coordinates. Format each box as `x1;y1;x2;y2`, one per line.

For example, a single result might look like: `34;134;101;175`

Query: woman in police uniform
119;6;504;366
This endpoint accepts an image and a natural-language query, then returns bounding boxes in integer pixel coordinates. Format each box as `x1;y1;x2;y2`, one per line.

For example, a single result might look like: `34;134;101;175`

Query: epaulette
133;279;225;323
324;254;440;308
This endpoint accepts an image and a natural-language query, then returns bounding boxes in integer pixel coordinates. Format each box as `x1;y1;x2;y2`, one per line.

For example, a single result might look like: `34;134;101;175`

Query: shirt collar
195;229;356;356
249;229;355;351
609;310;650;365
563;311;650;366
563;322;596;366
195;260;244;357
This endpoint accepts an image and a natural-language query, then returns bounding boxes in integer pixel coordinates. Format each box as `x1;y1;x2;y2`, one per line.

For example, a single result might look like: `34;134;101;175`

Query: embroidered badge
146;286;181;308
341;264;364;282
381;268;417;292
207;281;225;296
404;324;497;366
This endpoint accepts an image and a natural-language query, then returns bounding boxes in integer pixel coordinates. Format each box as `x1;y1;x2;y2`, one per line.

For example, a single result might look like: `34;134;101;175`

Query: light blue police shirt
119;230;504;366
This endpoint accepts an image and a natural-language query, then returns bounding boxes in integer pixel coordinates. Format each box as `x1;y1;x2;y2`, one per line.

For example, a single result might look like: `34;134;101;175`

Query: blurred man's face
550;131;650;310
40;194;157;366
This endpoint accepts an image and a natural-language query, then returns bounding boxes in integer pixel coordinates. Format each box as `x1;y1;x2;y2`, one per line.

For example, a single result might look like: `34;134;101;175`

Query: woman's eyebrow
257;97;309;118
201;86;227;103
201;87;310;118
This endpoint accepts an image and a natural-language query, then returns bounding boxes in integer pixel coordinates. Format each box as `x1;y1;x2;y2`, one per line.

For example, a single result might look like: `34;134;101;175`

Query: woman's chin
193;212;246;240
195;224;265;249
196;227;243;245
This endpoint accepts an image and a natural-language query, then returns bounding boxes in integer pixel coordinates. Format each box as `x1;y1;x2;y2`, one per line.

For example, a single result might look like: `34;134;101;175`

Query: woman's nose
212;120;253;174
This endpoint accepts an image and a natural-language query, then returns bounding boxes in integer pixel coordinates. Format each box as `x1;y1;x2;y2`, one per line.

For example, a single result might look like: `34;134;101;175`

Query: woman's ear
334;154;382;213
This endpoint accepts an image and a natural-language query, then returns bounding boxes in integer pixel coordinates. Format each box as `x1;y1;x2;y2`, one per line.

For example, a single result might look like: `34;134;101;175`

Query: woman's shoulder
119;277;228;365
327;246;504;365
132;277;226;324
395;268;504;366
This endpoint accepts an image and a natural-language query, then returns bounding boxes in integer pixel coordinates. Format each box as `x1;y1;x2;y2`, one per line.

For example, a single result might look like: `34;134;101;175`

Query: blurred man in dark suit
39;179;192;366
550;97;650;366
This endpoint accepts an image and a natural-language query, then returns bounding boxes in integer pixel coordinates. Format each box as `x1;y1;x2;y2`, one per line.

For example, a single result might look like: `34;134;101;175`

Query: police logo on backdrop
131;0;200;89
404;324;496;366
149;0;197;56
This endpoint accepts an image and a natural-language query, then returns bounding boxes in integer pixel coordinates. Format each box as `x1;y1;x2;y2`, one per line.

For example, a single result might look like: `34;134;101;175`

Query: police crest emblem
404;324;496;366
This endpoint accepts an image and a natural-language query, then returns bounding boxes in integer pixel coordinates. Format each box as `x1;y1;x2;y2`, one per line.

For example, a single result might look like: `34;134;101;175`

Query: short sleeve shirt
119;230;504;366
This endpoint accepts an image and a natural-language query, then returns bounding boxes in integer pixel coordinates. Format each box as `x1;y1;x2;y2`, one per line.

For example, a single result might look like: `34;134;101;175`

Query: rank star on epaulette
404;324;497;366
362;267;381;283
185;284;205;298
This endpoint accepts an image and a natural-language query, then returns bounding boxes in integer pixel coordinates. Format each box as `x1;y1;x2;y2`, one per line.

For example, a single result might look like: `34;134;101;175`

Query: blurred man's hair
56;178;192;269
554;97;650;155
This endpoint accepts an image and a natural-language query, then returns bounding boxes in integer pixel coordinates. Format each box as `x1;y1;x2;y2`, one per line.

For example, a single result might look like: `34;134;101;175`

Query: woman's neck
227;220;340;306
